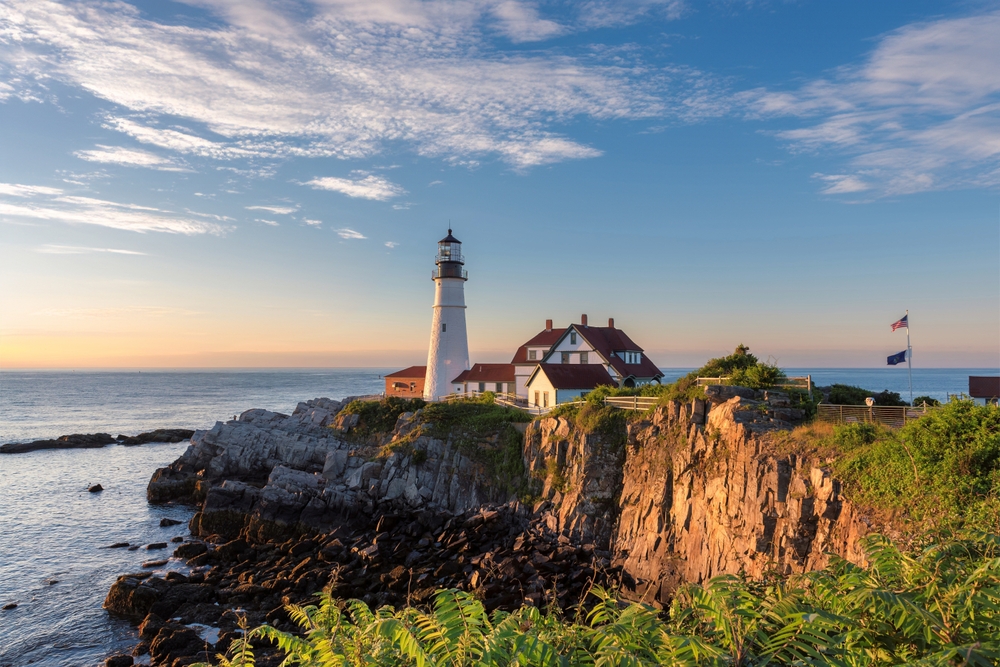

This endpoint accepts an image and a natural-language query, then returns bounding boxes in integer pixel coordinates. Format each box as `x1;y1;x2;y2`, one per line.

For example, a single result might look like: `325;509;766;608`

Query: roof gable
510;327;566;364
528;363;616;390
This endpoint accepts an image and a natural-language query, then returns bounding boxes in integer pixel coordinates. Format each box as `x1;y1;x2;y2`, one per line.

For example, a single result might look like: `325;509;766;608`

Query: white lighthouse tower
423;229;470;400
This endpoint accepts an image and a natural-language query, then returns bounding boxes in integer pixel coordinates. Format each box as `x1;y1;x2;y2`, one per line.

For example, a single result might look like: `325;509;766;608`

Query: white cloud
428;180;444;186
256;218;279;226
307;175;406;201
304;219;322;226
0;182;228;235
246;205;297;214
36;244;147;255
74;145;187;171
813;173;872;195
385;241;398;248
490;1;564;42
747;11;1000;195
0;0;706;169
335;228;366;239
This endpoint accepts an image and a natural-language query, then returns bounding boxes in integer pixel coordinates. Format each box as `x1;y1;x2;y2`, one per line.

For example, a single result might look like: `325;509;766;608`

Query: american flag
891;314;908;331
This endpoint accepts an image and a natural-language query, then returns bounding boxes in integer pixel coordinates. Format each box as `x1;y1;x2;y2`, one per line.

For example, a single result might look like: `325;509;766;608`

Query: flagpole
905;309;913;404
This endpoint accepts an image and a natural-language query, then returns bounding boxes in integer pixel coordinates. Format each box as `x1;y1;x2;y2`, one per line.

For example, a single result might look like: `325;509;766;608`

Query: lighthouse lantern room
423;229;470;400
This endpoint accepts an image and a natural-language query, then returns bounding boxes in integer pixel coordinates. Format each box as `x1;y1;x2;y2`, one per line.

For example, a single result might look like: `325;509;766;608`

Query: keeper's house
384;366;426;398
388;315;662;407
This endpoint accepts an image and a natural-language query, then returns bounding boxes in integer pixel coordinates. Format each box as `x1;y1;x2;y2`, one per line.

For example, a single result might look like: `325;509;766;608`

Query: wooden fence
696;375;813;397
816;403;935;427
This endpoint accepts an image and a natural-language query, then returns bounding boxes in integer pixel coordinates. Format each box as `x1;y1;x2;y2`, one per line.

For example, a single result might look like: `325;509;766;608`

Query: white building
423;230;470;400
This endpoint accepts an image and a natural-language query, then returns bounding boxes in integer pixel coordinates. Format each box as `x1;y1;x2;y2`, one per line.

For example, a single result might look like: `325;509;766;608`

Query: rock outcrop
1;429;194;454
525;391;870;606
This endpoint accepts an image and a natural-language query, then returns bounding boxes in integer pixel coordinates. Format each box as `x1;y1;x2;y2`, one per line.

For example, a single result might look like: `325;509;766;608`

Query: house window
543;392;549;407
580;352;588;364
570;332;577;344
409;382;416;391
528;350;536;360
495;382;502;392
455;386;462;393
561;352;570;364
442;323;447;332
478;382;485;393
533;391;540;407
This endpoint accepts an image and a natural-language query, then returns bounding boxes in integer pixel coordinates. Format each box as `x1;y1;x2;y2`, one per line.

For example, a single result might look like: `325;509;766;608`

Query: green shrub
340;397;426;436
827;384;908;406
912;395;941;407
833;399;1000;530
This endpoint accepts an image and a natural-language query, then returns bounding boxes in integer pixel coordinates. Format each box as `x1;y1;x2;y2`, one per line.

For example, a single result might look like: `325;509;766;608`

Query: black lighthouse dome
433;228;467;280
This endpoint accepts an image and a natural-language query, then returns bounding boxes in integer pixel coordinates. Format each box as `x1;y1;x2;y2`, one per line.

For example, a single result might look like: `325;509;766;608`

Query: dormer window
528;350;536;360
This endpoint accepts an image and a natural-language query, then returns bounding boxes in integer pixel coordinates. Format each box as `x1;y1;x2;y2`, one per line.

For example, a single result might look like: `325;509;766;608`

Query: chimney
581;314;588;327
608;317;615;328
545;319;552;331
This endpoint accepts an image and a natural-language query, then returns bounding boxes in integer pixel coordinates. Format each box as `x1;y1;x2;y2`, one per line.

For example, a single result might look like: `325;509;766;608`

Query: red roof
969;376;1000;399
530;363;616;390
385;365;426;379
571;325;662;380
510;328;566;364
452;363;516;384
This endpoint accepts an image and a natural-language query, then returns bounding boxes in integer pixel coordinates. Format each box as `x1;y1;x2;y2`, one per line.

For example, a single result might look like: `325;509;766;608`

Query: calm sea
0;367;994;666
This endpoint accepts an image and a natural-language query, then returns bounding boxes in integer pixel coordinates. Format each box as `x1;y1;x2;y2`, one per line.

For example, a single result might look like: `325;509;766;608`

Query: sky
0;0;998;370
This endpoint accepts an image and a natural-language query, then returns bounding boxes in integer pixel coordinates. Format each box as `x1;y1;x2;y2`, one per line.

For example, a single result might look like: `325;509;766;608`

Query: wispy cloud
32;306;199;318
74;145;188;171
256;218;279;226
307;175;406;201
335;228;366;239
36;244;147;255
0;182;228;235
385;241;399;248
304;219;322;226
0;1;713;169
745;11;1000;195
245;205;298;214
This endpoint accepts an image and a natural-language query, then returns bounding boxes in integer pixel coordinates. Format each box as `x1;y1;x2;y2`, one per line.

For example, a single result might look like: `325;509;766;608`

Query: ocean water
0;366;995;666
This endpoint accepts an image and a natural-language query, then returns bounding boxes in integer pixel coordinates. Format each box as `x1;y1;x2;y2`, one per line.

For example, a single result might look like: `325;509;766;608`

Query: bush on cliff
340;397;426;437
826;384;908;406
832;399;1000;531
196;531;1000;667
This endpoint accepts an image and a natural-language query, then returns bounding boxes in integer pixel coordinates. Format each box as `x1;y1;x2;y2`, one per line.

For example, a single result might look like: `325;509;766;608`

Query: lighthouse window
442;323;446;332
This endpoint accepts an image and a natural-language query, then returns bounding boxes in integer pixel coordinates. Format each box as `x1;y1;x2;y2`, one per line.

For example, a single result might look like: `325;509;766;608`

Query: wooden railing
602;396;660;411
816;403;935;427
696;375;813;397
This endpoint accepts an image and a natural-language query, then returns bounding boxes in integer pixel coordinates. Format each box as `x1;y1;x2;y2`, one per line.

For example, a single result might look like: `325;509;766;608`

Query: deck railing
696;375;813;397
816;403;936;427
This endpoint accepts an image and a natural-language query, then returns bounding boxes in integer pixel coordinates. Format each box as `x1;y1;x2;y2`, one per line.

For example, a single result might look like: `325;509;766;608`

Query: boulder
89;484;104;493
160;518;183;527
105;655;133;667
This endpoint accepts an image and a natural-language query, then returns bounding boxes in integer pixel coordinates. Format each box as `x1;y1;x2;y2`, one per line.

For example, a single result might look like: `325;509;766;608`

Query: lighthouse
423;229;470;400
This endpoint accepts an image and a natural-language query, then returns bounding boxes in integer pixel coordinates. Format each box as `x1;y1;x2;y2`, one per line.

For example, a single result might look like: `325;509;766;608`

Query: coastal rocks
146;542;168;550
105;655;134;667
1;433;115;454
3;602;16;610
89;484;104;493
160;518;183;527
104;574;172;621
0;429;195;454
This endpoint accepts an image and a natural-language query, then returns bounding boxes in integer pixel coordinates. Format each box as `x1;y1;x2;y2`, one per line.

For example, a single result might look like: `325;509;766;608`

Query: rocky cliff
525;390;871;606
117;388;877;664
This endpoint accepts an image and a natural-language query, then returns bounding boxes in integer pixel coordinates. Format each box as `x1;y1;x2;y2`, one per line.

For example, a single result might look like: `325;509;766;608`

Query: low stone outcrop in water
1;429;194;454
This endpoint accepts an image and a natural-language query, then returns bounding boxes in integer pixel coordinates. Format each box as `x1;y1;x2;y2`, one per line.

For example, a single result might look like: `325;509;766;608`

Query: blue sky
0;0;998;369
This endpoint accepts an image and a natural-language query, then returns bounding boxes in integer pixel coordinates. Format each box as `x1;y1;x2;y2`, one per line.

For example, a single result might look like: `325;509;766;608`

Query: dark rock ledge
0;429;194;454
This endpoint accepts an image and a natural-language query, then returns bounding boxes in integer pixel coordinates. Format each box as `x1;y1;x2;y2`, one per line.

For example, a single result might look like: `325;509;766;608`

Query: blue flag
887;350;906;365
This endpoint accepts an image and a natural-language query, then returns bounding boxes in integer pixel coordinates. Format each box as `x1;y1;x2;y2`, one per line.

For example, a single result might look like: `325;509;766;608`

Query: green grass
339;396;426;438
198;531;1000;667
